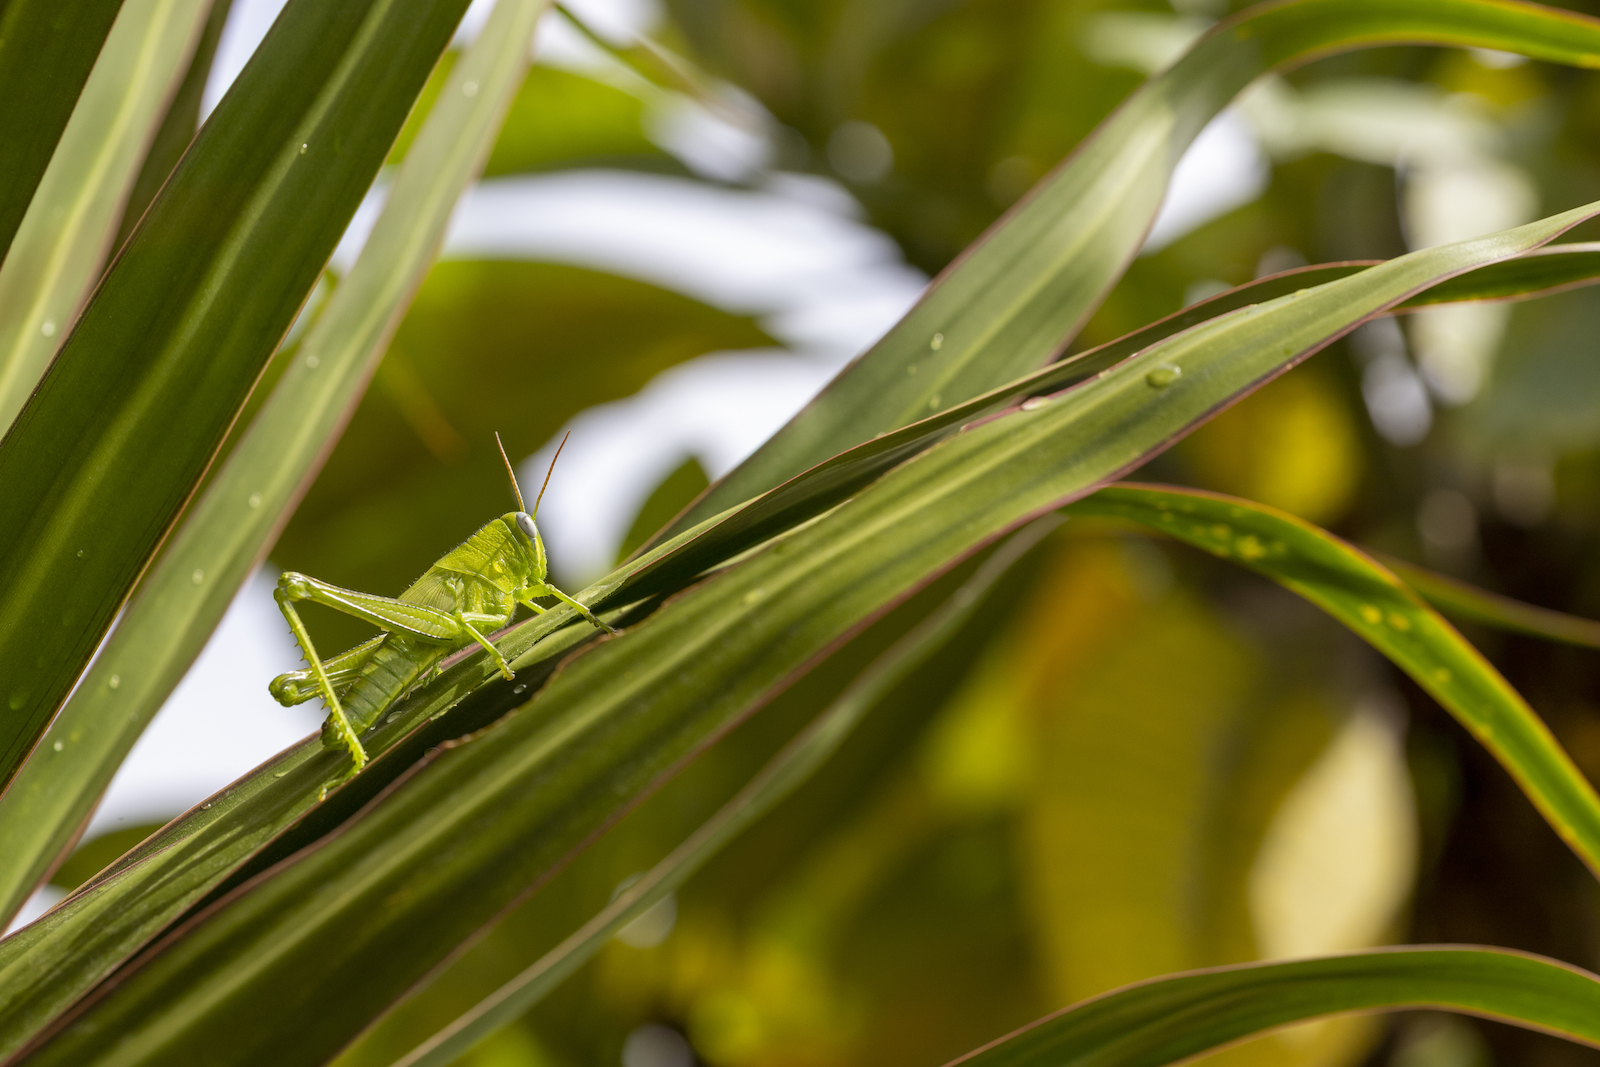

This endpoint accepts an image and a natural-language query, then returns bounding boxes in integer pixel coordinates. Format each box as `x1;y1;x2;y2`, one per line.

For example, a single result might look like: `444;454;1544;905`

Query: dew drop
108;675;121;689
274;771;288;778
512;683;528;695
462;80;479;97
1294;289;1308;297
40;320;55;337
299;143;308;155
305;353;319;369
191;569;204;585
76;549;84;558
1021;396;1050;411
743;587;766;606
930;332;943;350
1359;604;1382;625
1145;365;1182;388
927;393;941;410
201;803;211;810
7;690;26;711
248;492;262;508
1387;612;1412;631
52;740;63;752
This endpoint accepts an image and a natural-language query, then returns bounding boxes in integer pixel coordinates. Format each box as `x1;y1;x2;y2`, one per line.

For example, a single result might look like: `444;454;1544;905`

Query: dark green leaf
0;0;472;791
110;0;235;253
0;0;125;269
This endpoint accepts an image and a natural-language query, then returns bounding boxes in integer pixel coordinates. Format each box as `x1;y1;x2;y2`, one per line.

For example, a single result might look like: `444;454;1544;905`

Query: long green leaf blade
0;0;548;1018
0;0;127;269
951;948;1600;1067
18;202;1593;1067
623;244;1600;602
393;521;1057;1067
1065;484;1600;877
0;0;471;793
0;0;214;433
668;0;1600;534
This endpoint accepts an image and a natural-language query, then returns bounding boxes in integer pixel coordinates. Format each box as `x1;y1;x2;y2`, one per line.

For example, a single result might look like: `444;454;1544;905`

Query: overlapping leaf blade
0;0;126;269
0;0;472;792
0;0;550;1032
14;200;1593;1066
667;0;1600;535
0;0;212;433
1067;484;1600;876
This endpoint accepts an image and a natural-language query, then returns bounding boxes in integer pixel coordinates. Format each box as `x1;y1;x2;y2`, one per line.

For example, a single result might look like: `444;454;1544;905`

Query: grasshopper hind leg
275;574;368;776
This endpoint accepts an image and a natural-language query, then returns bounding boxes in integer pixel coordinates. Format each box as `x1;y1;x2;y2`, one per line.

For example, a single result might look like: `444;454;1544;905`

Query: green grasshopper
269;433;614;772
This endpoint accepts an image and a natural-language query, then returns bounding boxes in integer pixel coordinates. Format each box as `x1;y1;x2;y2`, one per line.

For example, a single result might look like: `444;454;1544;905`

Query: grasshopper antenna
494;432;526;512
533;431;570;521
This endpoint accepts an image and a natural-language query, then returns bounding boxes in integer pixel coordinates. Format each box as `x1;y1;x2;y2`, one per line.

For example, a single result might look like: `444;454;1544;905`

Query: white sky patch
520;352;840;584
443;170;926;354
201;0;287;117
1142;109;1270;253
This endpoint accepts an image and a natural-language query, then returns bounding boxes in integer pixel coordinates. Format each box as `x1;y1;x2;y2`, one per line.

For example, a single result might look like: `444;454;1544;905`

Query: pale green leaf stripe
1067;484;1600;878
670;0;1600;535
1378;554;1600;650
950;947;1600;1067
393;522;1056;1067
0;0;546;943
23;206;1598;1066
0;0;212;433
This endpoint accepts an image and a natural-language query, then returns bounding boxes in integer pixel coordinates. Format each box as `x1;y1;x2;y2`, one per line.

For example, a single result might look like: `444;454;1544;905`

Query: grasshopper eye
515;512;538;540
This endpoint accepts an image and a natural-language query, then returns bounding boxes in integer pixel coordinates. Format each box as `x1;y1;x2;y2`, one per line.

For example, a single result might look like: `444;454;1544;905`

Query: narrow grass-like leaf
0;0;127;269
0;0;549;1029
950;948;1600;1067
1378;553;1600;650
111;0;235;255
392;521;1057;1067
17;204;1593;1067
1396;241;1600;309
1066;484;1600;877
0;0;214;433
668;0;1600;534
0;0;472;794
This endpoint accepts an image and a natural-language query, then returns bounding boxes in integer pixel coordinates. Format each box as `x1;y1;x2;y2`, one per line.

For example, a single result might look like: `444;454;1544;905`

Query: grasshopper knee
277;572;313;600
269;670;316;707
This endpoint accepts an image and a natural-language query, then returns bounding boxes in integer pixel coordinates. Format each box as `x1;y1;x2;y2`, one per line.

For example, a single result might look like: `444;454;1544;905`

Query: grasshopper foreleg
454;612;515;680
541;584;618;635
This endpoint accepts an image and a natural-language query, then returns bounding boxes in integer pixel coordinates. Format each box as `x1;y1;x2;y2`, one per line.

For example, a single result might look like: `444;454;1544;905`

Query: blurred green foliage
211;2;1600;1064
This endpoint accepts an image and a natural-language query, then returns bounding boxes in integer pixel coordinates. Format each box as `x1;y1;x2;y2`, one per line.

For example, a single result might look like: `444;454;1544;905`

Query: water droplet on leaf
1146;365;1182;388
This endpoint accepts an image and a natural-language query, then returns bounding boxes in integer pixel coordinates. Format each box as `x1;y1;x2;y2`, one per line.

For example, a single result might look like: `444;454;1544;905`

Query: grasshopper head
512;510;549;581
